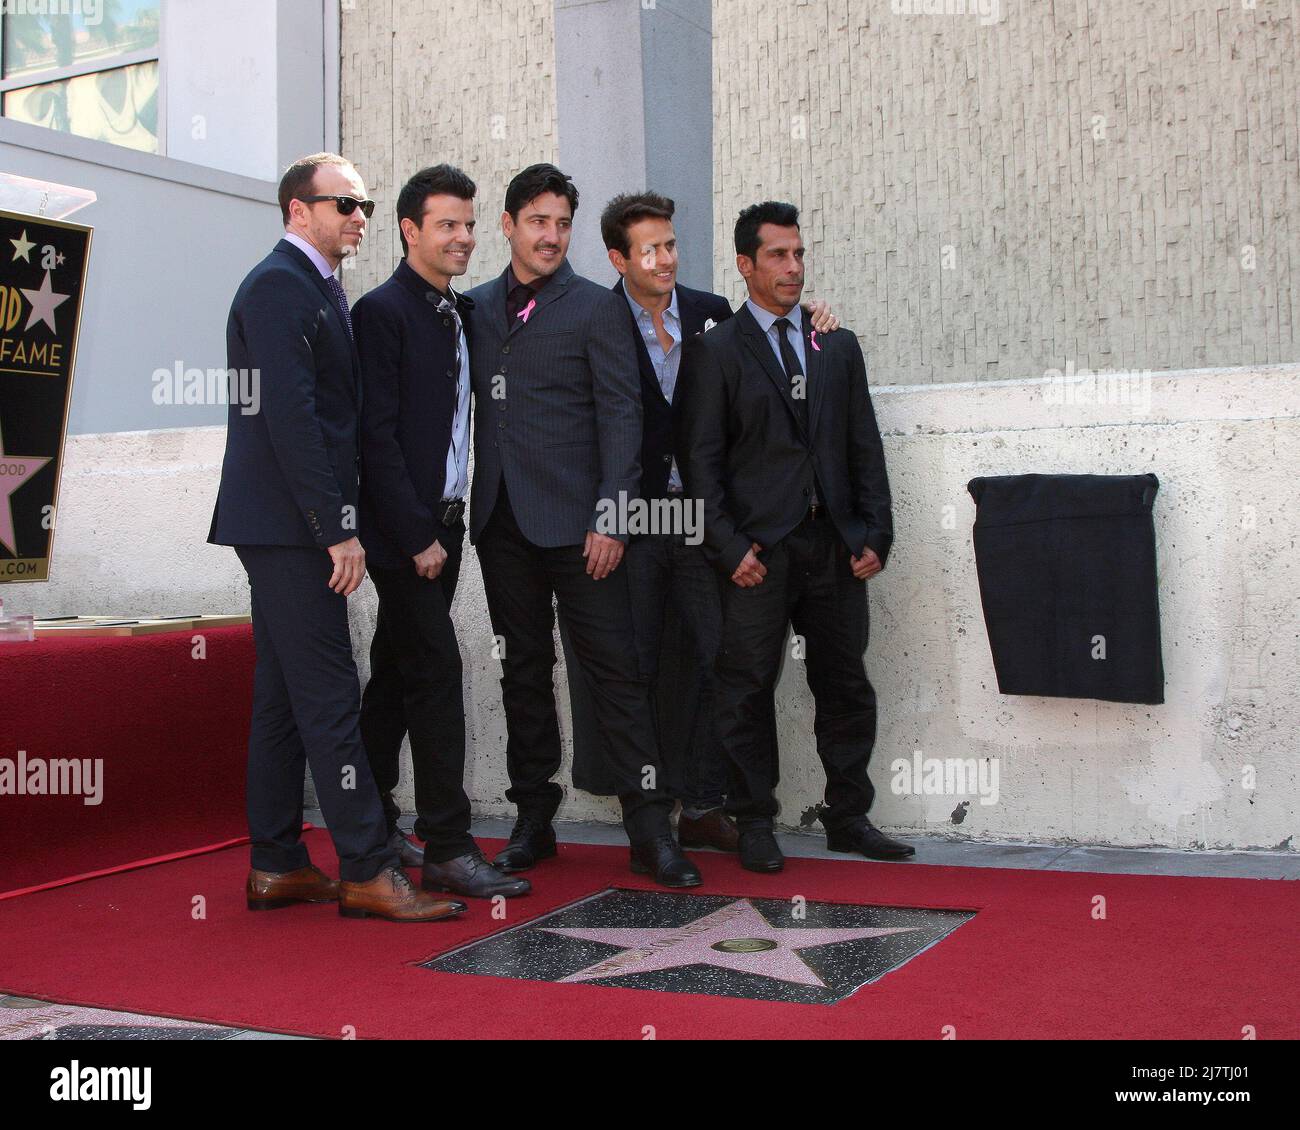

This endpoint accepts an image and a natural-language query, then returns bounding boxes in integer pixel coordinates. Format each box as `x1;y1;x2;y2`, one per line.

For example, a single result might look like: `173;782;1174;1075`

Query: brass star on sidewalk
542;898;918;988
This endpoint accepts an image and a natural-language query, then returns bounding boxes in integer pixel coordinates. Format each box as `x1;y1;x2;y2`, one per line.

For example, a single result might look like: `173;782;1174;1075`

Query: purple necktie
326;274;354;340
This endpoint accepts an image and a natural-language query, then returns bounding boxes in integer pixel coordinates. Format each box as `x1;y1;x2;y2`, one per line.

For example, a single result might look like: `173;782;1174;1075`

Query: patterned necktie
326;274;354;341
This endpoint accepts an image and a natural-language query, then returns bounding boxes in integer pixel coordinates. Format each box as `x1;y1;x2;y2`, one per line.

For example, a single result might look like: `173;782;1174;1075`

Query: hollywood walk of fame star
19;271;70;334
0;427;51;557
541;898;919;988
10;230;34;263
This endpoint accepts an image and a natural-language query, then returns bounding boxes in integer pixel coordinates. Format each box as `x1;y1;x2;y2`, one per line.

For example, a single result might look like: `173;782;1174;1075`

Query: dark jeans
475;485;673;843
714;515;878;834
625;530;728;815
358;523;474;862
236;545;395;883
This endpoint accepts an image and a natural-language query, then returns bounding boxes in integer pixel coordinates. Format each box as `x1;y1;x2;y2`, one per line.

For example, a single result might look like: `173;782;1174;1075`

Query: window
0;1;161;154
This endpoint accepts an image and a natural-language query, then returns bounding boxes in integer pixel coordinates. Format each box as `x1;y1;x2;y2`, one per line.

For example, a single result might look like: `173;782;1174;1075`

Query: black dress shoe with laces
422;849;532;898
629;834;702;888
492;817;558;874
738;826;785;873
388;829;425;868
826;819;915;860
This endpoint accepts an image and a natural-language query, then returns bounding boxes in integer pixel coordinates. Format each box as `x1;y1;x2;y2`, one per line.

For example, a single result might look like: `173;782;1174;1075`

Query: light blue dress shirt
745;299;807;376
439;289;471;502
283;231;335;278
625;286;684;491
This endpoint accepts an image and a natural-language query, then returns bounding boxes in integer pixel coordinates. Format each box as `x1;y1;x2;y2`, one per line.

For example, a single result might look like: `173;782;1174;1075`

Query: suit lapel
737;304;807;439
613;277;667;407
507;259;573;338
277;241;361;400
801;316;826;439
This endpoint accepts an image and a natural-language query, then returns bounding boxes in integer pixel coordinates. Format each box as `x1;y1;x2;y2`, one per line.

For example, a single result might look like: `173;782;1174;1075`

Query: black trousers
714;516;878;834
475;485;673;843
358;523;474;861
624;531;729;813
235;545;395;883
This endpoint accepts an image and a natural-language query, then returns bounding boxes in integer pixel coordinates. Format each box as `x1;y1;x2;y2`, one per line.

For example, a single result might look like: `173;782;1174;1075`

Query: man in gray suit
465;164;700;888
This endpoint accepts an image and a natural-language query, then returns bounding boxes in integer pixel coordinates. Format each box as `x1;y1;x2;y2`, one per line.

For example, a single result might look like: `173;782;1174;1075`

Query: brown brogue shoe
246;864;339;911
338;866;467;923
678;809;740;852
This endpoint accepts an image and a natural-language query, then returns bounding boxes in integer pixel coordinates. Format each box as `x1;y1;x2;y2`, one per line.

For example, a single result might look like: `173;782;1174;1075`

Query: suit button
443;317;452;327
446;370;454;378
663;455;671;463
502;345;511;355
498;421;505;428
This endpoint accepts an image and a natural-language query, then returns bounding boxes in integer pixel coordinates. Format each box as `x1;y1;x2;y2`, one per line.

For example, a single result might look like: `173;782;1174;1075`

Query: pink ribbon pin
810;329;822;352
517;297;537;324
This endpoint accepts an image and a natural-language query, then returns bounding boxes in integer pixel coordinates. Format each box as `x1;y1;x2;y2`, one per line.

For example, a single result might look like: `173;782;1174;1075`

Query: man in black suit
676;201;913;872
209;152;465;922
465;164;698;888
354;165;528;900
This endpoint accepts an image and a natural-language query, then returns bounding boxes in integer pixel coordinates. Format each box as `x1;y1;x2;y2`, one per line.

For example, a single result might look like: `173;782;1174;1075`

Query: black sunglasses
299;194;376;219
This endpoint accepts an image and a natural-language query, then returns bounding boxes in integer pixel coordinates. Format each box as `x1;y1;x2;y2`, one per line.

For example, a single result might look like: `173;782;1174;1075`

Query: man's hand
807;299;840;334
327;537;366;596
584;531;625;580
413;539;447;581
731;542;768;588
850;546;883;581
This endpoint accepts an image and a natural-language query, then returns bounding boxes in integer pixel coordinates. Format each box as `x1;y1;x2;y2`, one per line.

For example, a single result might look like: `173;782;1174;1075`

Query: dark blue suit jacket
209;239;361;549
355;259;473;570
612;279;733;501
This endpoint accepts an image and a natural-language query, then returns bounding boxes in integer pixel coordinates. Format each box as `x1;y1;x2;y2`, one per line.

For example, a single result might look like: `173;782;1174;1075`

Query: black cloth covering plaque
967;473;1164;705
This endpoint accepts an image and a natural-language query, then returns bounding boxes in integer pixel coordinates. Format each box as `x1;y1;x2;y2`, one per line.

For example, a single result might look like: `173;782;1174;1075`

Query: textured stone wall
339;0;558;297
711;0;1300;383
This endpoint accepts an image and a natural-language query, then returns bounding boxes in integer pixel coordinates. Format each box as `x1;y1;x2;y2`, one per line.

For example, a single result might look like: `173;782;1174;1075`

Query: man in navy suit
209;152;465;923
354;164;528;901
464;164;699;888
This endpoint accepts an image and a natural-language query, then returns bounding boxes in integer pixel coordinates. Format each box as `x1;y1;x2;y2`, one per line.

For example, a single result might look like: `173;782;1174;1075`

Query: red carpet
1;829;1295;1039
0;626;253;895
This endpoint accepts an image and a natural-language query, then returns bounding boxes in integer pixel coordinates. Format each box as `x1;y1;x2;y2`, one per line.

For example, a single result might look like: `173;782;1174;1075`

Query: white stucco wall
21;362;1297;851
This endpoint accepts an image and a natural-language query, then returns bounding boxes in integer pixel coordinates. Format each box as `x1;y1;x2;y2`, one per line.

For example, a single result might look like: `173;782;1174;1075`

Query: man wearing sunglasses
210;152;464;923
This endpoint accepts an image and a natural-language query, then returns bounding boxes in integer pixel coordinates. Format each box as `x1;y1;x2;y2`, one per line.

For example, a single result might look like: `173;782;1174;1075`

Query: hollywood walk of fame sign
0;208;92;582
423;889;976;1005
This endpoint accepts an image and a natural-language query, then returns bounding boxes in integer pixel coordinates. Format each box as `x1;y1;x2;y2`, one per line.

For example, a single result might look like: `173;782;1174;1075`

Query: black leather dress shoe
422;849;532;898
826;819;916;860
492;817;558;874
738;826;785;873
388;829;425;868
629;834;702;888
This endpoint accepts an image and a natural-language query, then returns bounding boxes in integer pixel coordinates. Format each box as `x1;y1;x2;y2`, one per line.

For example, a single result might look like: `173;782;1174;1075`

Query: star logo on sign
10;230;35;263
541;898;919;988
0;426;51;557
20;271;70;334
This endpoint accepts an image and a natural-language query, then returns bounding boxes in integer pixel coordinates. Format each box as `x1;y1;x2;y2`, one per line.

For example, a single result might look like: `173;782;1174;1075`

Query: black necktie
774;317;808;433
326;274;354;341
507;281;535;323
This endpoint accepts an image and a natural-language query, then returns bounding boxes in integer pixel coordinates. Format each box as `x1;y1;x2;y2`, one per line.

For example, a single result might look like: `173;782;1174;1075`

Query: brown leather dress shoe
246;865;339;911
678;808;740;852
338;866;467;922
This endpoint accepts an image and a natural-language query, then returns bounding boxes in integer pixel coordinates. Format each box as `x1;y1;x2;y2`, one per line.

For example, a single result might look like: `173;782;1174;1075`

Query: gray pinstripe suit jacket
465;259;644;547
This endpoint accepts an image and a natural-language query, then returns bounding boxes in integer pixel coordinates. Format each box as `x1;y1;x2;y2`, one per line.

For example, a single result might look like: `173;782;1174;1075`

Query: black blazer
208;239;361;549
465;259;643;547
355;259;473;570
612;278;733;500
676;303;893;577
